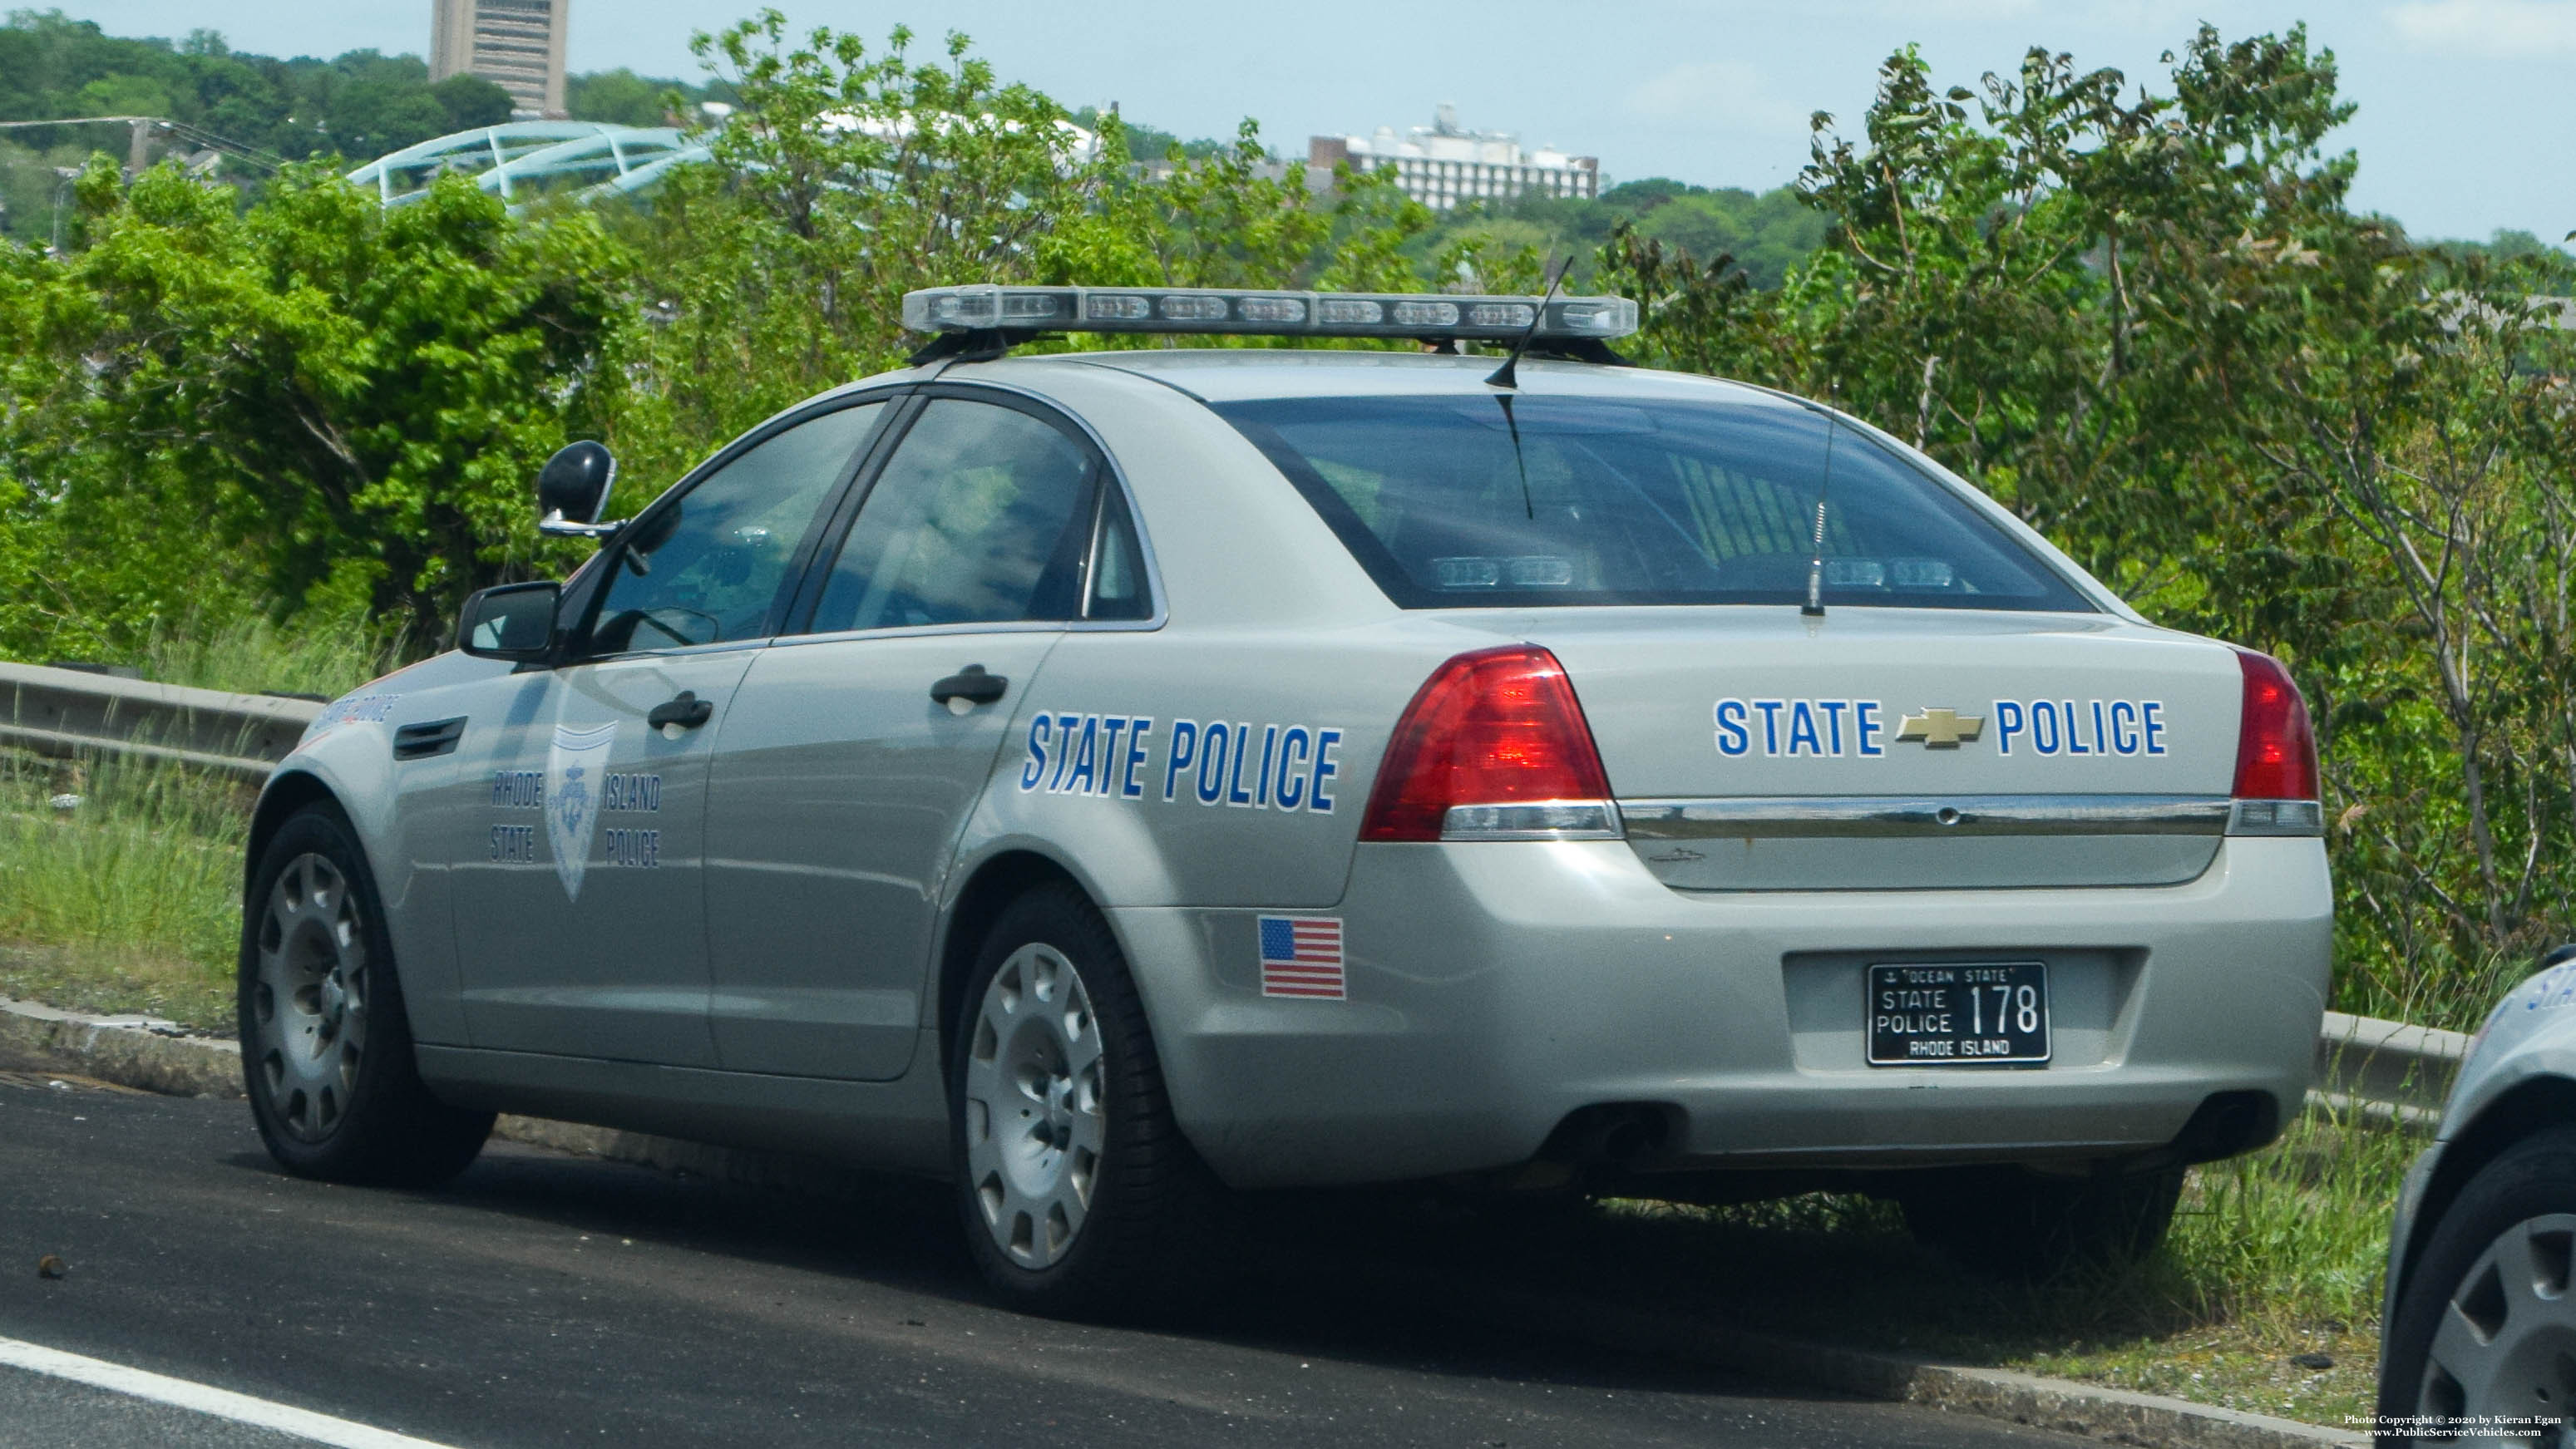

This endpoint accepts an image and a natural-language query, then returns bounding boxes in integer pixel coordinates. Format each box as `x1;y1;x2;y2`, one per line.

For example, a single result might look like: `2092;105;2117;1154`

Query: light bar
901;284;1639;343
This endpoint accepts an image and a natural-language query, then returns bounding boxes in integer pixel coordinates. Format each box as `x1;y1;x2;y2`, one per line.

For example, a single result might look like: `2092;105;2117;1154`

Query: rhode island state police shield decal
545;722;617;902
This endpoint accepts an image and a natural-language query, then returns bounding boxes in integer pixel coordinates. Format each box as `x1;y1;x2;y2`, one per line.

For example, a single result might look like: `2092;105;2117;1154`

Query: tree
432;74;513;133
2;160;629;643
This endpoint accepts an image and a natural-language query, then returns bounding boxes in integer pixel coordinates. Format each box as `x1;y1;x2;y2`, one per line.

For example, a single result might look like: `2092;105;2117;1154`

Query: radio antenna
1486;255;1569;391
1803;389;1840;619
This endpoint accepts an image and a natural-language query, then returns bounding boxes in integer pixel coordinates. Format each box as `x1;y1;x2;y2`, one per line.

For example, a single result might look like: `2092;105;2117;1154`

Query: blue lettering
1254;725;1279;807
2064;701;2091;755
1753;699;1785;756
1715;699;1750;757
1063;715;1100;796
1163;720;1199;801
1311;728;1343;812
1995;701;2024;756
2090;702;2110;758
1276;727;1311;809
1122;717;1153;799
2032;701;2061;755
1098;717;1129;797
2110;701;2139;755
1047;712;1082;791
2144;701;2167;757
1786;701;1822;757
1019;717;1050;791
1858;701;1885;757
1818;700;1849;757
1226;722;1258;806
1197;722;1231;805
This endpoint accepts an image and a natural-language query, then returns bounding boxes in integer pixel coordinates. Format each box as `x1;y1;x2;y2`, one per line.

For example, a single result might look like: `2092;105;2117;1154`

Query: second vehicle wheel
1897;1161;2184;1277
239;804;494;1188
2378;1126;2576;1447
949;882;1224;1318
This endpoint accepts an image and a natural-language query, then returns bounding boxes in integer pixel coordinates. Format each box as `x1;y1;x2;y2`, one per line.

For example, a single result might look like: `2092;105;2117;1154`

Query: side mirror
537;441;620;538
456;581;561;661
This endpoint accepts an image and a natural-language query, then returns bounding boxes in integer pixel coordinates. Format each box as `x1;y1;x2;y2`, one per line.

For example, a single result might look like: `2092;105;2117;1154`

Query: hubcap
2416;1211;2576;1447
962;943;1104;1271
252;852;368;1142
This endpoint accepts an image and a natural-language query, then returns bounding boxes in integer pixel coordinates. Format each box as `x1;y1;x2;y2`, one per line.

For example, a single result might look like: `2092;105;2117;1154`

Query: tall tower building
431;0;570;121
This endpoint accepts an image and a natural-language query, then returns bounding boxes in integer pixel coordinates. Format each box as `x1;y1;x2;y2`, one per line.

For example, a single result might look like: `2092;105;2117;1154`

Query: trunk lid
1523;607;2243;890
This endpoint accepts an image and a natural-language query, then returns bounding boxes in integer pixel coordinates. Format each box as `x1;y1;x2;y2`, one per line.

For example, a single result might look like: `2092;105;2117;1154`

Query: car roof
946;347;1810;410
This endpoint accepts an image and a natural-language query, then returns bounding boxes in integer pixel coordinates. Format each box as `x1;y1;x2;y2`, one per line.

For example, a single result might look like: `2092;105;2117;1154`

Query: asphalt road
0;1057;2092;1449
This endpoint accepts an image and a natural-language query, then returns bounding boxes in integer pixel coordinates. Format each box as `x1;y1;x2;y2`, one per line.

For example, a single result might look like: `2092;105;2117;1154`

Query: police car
2376;950;2576;1442
240;284;2332;1312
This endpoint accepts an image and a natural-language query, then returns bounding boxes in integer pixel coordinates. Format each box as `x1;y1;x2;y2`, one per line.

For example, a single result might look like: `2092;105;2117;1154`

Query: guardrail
2312;1009;2470;1126
0;661;319;781
0;660;2495;1123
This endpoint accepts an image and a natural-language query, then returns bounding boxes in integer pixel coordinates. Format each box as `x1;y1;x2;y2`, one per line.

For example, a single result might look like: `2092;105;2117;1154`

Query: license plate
1866;961;2050;1067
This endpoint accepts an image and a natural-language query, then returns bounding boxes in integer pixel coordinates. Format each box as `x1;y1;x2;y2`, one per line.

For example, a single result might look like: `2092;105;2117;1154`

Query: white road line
0;1335;461;1448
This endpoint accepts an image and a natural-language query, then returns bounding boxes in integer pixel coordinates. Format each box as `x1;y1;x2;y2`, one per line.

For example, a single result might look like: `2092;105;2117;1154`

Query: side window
807;398;1097;634
1085;482;1152;621
590;402;884;653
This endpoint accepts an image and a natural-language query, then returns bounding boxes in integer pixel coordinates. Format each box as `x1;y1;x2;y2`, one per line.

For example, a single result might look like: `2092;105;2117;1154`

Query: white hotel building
1308;103;1599;210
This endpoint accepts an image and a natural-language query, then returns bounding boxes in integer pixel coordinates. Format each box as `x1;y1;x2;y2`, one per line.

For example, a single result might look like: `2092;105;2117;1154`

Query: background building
431;0;570;120
1309;103;1597;210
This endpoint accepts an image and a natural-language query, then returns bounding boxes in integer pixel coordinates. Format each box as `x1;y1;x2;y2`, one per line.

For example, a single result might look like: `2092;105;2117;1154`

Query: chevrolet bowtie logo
1896;707;1985;749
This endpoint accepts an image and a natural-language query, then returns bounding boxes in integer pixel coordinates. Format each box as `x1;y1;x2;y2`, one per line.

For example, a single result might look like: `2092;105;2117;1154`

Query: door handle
930;664;1009;707
647;690;714;730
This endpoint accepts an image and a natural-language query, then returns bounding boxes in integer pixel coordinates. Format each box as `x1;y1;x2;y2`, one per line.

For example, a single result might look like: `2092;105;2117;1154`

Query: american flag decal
1258;915;1345;999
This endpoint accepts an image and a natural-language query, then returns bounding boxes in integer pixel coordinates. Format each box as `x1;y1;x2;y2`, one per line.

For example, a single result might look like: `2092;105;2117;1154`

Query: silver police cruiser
241;283;2332;1312
2376;949;2576;1442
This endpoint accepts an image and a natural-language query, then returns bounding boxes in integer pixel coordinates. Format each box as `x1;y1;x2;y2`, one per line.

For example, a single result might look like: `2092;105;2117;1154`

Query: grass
0;747;246;1029
136;609;408;701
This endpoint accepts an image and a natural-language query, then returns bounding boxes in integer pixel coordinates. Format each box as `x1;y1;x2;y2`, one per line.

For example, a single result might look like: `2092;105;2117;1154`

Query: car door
703;391;1155;1080
448;398;894;1066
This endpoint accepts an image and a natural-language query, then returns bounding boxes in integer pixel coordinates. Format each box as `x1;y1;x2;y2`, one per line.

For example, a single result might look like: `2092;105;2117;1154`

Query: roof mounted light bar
900;284;1639;366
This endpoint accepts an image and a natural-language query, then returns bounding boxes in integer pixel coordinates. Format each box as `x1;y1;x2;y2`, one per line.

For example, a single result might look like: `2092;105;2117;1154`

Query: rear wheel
239;805;492;1187
1897;1161;2183;1277
2378;1128;2576;1447
948;883;1223;1318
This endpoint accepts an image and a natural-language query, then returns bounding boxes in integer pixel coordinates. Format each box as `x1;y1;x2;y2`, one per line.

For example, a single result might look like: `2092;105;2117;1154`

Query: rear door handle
647;690;714;730
930;664;1009;707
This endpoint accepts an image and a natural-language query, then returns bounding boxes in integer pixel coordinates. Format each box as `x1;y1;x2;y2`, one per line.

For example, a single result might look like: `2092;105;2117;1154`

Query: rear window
1212;394;2093;612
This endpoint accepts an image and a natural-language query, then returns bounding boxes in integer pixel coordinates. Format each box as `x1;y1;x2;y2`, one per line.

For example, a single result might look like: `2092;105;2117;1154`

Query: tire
239;804;492;1187
947;882;1225;1318
2376;1127;2576;1447
1897;1161;2184;1277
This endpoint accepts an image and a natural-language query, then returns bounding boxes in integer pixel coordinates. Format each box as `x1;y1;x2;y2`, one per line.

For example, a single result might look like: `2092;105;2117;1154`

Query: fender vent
392;717;466;761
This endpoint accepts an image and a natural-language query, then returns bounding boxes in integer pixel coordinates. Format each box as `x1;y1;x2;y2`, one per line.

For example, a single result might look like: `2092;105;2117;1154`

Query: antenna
1486;255;1568;390
1802;392;1839;619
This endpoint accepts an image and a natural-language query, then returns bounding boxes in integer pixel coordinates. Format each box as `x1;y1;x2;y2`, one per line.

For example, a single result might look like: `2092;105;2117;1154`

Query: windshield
1212;394;2094;612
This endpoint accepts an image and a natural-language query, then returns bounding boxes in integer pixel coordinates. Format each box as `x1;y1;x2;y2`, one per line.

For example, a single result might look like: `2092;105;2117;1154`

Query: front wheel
948;883;1224;1318
2377;1128;2576;1447
1897;1161;2184;1277
239;805;492;1187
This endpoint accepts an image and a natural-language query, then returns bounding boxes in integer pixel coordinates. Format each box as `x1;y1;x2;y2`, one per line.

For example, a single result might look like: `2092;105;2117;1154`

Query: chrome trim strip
1618;794;2233;840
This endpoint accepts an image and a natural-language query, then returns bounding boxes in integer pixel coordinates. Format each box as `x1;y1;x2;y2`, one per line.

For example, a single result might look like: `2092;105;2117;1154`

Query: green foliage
1414;178;1826;290
1;160;629;643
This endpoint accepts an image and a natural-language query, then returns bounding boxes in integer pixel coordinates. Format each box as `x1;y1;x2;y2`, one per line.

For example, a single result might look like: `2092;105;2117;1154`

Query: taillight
1359;645;1621;842
2229;649;2322;836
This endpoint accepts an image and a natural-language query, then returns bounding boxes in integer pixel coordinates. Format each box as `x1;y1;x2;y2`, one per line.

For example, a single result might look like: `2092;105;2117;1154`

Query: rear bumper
1114;836;2332;1190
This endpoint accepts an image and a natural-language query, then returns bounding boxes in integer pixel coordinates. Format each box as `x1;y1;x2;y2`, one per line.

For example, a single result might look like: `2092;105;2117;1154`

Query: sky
57;0;2576;244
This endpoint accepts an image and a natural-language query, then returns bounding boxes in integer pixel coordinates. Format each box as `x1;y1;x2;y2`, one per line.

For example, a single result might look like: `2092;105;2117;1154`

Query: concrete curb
1438;1282;2367;1448
0;997;242;1099
1;996;2366;1449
